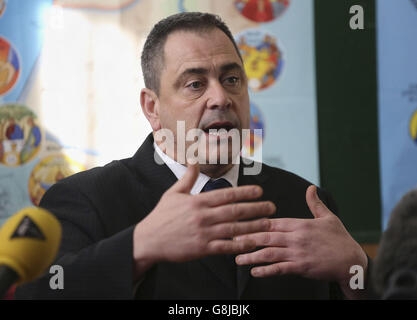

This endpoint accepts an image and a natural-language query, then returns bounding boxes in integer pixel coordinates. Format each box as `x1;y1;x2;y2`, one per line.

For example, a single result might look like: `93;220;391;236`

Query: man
15;12;370;300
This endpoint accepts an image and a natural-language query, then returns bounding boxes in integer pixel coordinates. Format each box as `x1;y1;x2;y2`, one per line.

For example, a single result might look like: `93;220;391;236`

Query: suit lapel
129;133;178;216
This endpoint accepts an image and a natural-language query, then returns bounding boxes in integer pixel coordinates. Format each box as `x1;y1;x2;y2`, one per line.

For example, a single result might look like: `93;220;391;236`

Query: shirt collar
153;142;239;195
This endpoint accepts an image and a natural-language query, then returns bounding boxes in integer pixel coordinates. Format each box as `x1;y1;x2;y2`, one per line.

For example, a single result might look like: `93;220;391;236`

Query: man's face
155;28;250;173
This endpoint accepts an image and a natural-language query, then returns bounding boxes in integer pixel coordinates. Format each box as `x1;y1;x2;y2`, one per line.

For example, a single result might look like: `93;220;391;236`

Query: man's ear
140;88;161;131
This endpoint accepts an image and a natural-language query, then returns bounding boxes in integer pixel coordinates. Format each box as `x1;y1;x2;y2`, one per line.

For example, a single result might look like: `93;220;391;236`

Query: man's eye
224;76;239;85
187;81;203;89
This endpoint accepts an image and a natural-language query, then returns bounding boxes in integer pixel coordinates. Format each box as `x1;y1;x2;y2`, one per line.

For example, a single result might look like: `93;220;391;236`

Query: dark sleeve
315;188;345;299
364;255;380;299
14;181;135;299
318;188;379;300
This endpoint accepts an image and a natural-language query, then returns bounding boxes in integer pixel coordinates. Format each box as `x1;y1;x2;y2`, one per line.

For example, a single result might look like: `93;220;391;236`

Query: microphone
0;207;62;298
372;189;417;299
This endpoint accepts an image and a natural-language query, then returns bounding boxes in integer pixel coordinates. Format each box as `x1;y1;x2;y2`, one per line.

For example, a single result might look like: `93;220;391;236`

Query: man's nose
206;81;232;110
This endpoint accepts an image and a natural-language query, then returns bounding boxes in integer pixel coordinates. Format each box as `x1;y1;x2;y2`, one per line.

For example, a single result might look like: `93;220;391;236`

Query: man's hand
132;162;276;279
234;185;368;298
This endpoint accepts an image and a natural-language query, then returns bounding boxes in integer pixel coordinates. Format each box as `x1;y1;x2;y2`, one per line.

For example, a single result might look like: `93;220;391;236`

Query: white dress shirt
153;142;239;193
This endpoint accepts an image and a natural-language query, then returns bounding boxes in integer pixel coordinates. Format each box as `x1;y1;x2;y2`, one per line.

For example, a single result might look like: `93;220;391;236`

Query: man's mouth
202;121;236;136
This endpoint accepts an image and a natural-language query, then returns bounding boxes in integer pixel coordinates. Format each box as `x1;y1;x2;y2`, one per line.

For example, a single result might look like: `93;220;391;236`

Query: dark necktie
201;178;232;193
201;178;237;290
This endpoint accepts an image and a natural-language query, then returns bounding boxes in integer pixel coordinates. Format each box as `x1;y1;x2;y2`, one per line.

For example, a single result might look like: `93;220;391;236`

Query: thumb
306;185;332;219
169;159;200;194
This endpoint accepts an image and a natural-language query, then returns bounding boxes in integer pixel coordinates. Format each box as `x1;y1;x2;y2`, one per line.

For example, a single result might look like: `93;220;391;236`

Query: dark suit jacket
15;133;344;299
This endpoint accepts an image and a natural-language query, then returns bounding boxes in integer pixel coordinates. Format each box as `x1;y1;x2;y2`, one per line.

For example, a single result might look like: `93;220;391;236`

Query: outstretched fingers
250;261;301;278
208;218;271;240
197;185;264;207
206;238;257;255
235;246;291;266
205;201;276;225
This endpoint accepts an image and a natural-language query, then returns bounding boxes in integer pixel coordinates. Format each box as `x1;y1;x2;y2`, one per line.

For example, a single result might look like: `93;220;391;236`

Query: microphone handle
0;265;19;299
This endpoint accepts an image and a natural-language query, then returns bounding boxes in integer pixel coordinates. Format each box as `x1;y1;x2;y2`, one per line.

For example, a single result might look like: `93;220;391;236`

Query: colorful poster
28;154;84;206
0;104;42;167
377;0;417;228
243;0;319;184
0;36;20;96
236;29;284;91
234;0;290;23
242;102;265;157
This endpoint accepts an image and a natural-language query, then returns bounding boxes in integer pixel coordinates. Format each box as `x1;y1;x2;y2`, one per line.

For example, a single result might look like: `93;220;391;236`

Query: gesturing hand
133;162;276;278
234;185;368;296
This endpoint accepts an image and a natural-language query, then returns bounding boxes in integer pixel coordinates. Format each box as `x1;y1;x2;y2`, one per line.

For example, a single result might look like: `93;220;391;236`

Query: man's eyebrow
220;62;244;74
173;63;244;88
174;68;209;88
